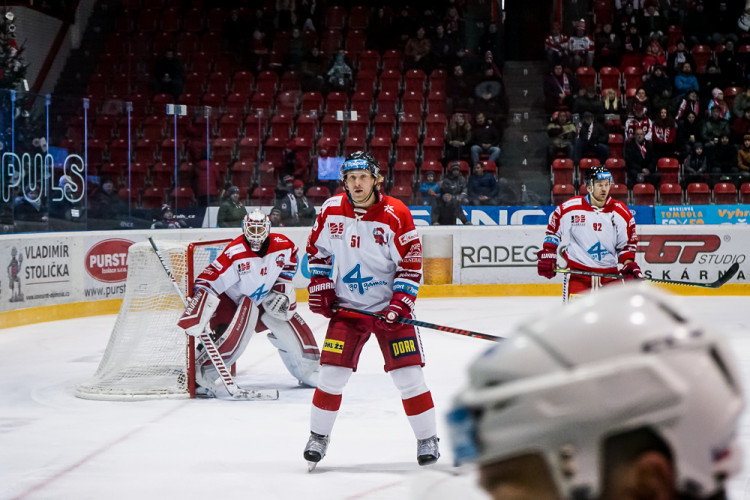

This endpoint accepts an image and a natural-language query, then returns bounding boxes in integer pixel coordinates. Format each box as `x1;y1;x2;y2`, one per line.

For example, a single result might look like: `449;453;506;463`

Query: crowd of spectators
543;0;750;192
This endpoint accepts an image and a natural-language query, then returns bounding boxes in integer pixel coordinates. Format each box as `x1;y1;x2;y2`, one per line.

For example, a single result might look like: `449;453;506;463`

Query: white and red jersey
307;192;422;313
544;195;637;272
194;234;298;305
625;116;653;140
545;33;569;54
567;35;595;56
652;123;676;144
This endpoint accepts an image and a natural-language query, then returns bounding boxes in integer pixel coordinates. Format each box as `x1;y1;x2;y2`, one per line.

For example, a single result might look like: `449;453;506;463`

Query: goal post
76;238;231;401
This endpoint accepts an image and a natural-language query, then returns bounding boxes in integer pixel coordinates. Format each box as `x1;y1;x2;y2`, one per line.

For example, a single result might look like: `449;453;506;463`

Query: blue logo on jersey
249;283;269;302
343;264;373;295
587;241;610;261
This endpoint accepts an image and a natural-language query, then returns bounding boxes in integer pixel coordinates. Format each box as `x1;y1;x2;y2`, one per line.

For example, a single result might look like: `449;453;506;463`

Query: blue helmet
340;150;380;181
585;166;612;186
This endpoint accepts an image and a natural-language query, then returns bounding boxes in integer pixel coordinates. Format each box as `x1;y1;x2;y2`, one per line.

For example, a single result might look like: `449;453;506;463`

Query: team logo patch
275;254;285;267
329;222;344;239
390;336;418;358
373;227;386;245
237;262;252;274
323;339;345;354
571;214;586;225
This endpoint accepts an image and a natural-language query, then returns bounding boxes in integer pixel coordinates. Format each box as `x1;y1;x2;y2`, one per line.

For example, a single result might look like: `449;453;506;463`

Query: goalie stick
334;306;503;342
554;262;740;289
148;237;278;401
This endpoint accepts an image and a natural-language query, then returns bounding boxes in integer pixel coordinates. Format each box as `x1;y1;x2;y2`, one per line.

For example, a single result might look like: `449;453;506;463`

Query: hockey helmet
584;165;612;187
243;209;271;251
447;282;744;499
340;150;380;181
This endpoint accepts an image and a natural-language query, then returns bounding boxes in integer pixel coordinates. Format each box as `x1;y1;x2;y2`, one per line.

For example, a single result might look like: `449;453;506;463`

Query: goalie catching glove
177;287;220;337
377;292;415;331
262;281;296;321
536;245;558;279
308;277;336;318
620;260;643;280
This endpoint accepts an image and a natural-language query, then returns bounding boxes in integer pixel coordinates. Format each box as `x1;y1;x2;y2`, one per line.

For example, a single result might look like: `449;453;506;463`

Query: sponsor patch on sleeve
399;230;419;246
323;339;345;354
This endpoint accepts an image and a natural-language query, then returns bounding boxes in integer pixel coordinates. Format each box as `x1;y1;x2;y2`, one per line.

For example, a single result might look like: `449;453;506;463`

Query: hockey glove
621;261;644;281
177;287;220;337
536;245;558;280
262;282;296;321
308;277;337;318
377;292;415;331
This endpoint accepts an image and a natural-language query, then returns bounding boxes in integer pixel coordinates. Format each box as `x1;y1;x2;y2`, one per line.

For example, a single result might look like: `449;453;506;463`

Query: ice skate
303;432;329;472
417;435;440;465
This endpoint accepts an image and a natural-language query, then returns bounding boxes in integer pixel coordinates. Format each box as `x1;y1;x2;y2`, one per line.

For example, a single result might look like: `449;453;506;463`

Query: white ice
2;295;750;500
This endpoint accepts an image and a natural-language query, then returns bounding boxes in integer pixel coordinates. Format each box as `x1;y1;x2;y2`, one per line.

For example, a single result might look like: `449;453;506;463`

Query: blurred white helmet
242;209;271;251
448;282;744;499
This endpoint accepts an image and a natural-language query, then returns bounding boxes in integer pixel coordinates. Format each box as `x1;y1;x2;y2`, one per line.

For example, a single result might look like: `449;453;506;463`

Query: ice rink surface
2;294;750;500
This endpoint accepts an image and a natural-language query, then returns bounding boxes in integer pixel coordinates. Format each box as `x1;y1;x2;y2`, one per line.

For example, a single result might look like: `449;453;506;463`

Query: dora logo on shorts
390;337;418;358
323;339;345;354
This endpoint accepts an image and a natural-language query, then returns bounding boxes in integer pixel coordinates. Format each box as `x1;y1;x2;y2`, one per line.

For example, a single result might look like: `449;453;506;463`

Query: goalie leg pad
196;296;260;384
262;312;321;387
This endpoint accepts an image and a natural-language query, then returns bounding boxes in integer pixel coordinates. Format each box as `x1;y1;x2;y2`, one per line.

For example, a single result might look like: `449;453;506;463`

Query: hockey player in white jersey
537;166;642;302
302;151;439;470
177;209;320;395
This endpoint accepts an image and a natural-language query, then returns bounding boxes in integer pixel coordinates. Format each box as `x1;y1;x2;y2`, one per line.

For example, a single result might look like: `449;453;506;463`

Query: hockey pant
197;296;321;388
310;364;436;439
562;272;620;303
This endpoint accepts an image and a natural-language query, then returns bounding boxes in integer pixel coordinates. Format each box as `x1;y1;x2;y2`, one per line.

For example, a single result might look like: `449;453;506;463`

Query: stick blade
710;262;740;288
230;388;279;401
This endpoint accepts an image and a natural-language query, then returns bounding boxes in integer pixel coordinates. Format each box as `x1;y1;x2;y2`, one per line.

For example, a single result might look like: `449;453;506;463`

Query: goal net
76;239;231;400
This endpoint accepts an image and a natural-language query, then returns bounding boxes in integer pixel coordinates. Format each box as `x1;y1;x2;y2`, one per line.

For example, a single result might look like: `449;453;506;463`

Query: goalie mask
243;209;271;251
447;282;744;499
340;150;380;181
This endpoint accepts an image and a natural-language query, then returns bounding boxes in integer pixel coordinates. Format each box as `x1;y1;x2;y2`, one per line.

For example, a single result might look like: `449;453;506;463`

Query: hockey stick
334;306;503;342
554;262;740;289
148;237;278;401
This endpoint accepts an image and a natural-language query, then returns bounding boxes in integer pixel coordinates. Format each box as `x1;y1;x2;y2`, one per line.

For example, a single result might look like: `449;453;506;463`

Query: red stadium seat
713;182;737;204
686;182;711;204
598;66;620;93
389;184;413;204
632;183;656;205
604;157;627;184
657;157;680;185
552;158;574;185
552;184;576;205
250;186;275;206
575;66;597;90
740;182;750;203
609;182;629;203
306;185;331;205
658;183;683;205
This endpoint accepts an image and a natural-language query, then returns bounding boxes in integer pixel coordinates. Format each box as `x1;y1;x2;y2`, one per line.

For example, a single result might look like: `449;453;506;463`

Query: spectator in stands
432;191;471;225
698;63;727;105
594;23;622;69
248;29;270;73
615;4;639;38
543;63;578;115
675;88;701;120
367;7;392;50
392;7;415;48
642;41;667;77
666;40;695;79
547;110;577;161
652;107;679;159
638;4;667;41
732;107;750;142
268;206;284;227
716;39;745;86
276;179;316;226
573;112;610;165
469;112;501;166
544;21;569;69
478;22;504;70
443;6;464;42
90;177;126;227
446;63;476;114
445;112;472;162
683;142;710;186
152;49;185;100
676;110;701;157
285;27;310;71
429;24;458;71
404;26;432;72
217;186;247;228
643;64;672;103
151;204;188;229
707;88;732;120
625;102;653;141
299;47;326;92
673;62;699;99
441;162;469;205
467;162;498;206
732;87;750;118
736;135;750;183
573;85;605;119
709;134;739;185
626;87;651;117
326;51;353;92
652;87;677;118
620;23;645;69
567;19;595;70
624;127;660;187
419;170;440;207
602;88;623;131
13;185;47;227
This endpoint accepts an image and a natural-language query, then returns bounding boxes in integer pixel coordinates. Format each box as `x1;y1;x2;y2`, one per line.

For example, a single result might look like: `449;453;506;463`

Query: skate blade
307;461;318;472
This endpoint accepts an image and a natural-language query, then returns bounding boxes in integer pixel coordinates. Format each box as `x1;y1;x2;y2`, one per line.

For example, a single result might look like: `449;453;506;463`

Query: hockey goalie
177;209;320;396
